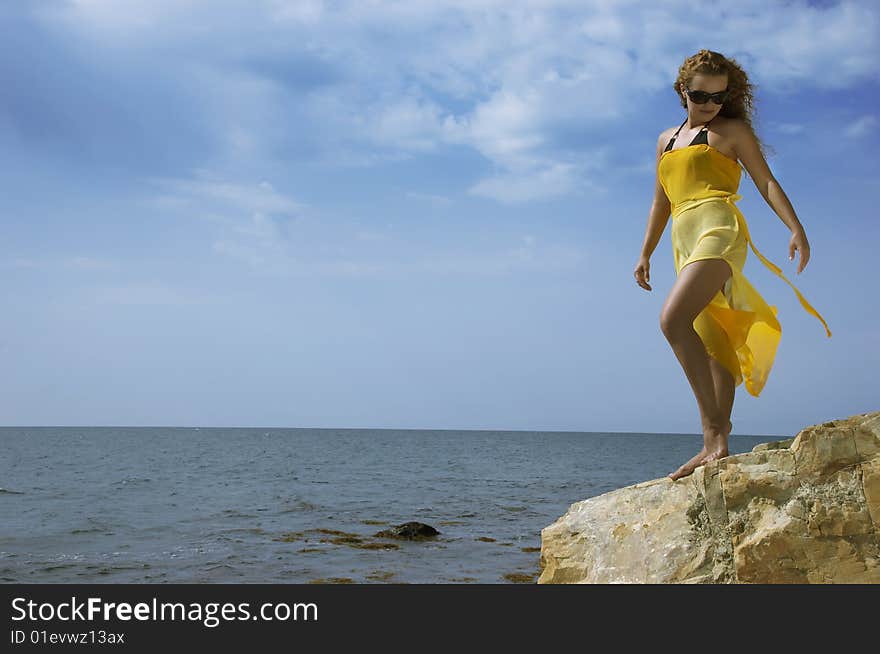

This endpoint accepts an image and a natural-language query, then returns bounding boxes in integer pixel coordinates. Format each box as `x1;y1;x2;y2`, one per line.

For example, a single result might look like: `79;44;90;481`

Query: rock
374;521;440;540
538;410;880;584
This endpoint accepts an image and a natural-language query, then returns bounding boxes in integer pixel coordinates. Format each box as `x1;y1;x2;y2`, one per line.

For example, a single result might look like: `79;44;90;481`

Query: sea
0;426;773;584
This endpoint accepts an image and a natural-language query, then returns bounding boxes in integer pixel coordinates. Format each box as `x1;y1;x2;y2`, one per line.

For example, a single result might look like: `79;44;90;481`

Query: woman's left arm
734;121;810;274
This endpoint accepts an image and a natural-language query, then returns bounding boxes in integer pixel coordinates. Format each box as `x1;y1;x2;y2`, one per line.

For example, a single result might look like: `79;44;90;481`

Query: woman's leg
708;355;735;436
659;258;733;480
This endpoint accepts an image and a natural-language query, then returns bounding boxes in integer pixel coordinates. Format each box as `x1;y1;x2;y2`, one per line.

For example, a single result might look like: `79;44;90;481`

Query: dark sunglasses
684;87;730;104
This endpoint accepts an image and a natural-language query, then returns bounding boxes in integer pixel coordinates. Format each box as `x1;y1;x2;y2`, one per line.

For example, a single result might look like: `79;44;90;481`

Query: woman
634;49;832;482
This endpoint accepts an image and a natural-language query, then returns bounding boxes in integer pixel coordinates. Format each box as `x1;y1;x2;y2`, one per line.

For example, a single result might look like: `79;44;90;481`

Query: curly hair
673;49;775;171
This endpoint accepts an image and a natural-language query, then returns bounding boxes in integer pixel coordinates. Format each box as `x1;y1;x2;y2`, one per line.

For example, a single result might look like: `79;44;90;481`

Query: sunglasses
684;87;730;104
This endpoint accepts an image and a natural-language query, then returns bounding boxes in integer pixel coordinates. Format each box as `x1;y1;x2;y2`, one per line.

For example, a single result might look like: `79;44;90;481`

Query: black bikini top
664;116;714;152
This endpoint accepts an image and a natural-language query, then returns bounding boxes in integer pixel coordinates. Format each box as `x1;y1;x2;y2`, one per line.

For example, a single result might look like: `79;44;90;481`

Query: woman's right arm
640;134;672;259
634;134;672;291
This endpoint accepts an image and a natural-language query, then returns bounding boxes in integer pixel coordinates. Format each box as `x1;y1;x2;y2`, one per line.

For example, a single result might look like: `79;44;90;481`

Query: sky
0;0;877;437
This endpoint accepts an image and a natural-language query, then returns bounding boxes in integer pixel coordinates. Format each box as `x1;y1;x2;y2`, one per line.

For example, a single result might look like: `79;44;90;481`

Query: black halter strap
671;117;687;138
666;116;714;150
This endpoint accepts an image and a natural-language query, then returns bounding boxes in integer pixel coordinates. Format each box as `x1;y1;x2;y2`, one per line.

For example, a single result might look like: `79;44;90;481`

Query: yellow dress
657;141;832;397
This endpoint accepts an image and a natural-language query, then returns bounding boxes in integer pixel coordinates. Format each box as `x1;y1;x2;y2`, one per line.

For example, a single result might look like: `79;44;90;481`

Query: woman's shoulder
658;115;747;145
659;122;680;141
660;114;745;135
658;124;678;149
711;116;750;154
712;114;746;130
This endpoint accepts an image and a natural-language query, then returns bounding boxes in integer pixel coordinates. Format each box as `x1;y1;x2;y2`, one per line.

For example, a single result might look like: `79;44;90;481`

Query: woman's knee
660;259;732;336
659;306;690;338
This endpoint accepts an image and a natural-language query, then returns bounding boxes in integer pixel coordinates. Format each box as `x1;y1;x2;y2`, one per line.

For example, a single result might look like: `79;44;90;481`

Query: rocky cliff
538;410;880;583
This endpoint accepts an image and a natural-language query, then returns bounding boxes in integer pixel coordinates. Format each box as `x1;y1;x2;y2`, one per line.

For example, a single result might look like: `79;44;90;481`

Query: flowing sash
672;193;832;338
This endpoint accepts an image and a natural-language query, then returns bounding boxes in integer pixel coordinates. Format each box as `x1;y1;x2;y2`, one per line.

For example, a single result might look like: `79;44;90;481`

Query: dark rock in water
374;521;440;540
0;487;25;494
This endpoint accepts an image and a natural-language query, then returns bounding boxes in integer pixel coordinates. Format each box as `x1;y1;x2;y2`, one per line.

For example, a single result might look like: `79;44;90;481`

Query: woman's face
681;73;729;121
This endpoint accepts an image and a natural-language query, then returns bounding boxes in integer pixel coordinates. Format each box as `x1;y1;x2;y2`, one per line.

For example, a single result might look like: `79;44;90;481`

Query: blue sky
1;0;876;437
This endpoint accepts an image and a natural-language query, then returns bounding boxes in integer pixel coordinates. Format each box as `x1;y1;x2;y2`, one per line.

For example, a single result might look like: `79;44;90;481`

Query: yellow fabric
657;143;831;397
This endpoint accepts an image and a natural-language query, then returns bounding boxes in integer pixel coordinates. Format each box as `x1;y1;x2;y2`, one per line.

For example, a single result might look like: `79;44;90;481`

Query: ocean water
0;426;772;584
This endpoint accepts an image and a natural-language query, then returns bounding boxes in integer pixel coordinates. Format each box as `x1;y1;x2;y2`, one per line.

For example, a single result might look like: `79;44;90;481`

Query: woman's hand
789;227;810;274
634;255;652;291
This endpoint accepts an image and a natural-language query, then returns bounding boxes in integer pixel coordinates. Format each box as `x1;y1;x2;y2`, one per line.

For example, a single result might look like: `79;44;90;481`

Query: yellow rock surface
539;410;880;584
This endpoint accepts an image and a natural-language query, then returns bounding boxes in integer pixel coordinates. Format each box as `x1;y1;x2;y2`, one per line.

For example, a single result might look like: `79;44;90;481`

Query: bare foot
667;420;732;481
703;419;732;464
667;446;708;481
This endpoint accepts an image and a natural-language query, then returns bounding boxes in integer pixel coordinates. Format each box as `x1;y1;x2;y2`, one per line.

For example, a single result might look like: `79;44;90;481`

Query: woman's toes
668;449;707;481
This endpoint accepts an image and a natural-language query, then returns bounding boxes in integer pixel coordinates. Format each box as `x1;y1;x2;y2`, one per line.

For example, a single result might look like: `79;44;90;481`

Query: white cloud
0;256;118;271
414;239;587;276
843;114;877;138
87;282;221;306
775;122;806;135
468;161;584;204
146;172;304;221
366;94;449;151
30;0;880;204
145;166;590;276
66;257;117;270
742;1;879;90
266;0;325;25
404;191;452;206
144;171;305;271
355;230;392;241
1;258;41;269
